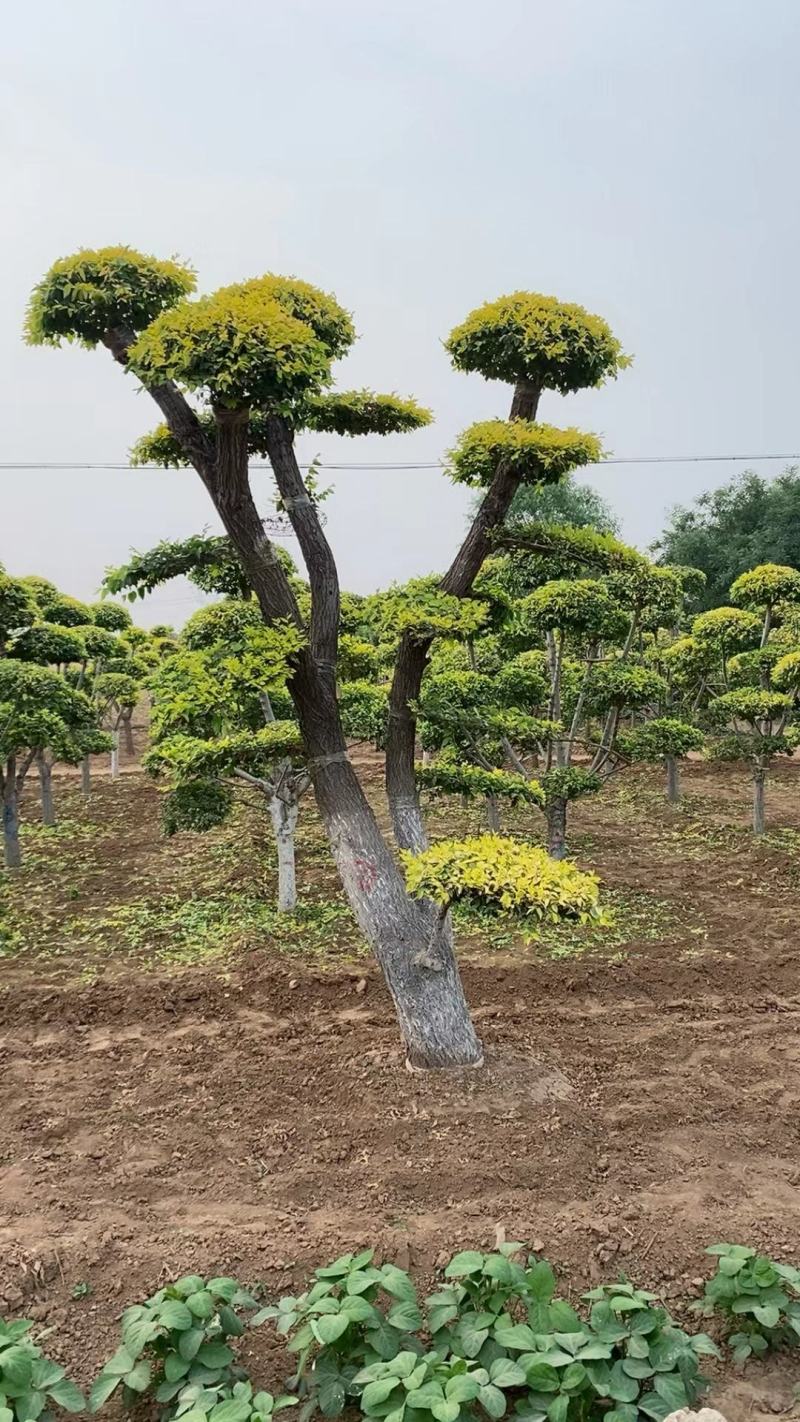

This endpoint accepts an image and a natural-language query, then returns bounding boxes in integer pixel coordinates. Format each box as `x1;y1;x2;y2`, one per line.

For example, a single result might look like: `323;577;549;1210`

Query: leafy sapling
0;1315;85;1422
90;1274;263;1415
253;1250;423;1417
691;1243;800;1364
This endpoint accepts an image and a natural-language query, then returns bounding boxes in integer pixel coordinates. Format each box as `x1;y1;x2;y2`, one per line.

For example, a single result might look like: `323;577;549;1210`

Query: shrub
0;1316;84;1421
90;1274;262;1414
160;780;235;836
402;835;602;924
691;1244;800;1364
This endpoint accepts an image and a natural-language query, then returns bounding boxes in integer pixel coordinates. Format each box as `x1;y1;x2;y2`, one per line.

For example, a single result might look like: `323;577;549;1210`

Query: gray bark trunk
753;765;766;835
121;707;135;756
665;754;680;804
2;758;21;869
270;795;299;913
486;794;501;832
546;796;568;860
37;755;55;827
81;756;91;797
110;728;120;780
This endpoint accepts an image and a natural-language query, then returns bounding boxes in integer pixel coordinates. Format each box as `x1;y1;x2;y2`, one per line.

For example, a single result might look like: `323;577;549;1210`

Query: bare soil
2;743;800;1420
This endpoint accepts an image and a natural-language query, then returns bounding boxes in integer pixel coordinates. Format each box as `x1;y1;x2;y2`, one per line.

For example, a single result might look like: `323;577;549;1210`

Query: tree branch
264;414;340;683
386;377;542;850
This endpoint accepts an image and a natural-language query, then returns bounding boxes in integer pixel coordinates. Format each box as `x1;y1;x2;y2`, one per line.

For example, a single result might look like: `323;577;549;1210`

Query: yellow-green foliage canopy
445;292;630;393
772;650;800;692
304;391;432;437
402;833;602;923
216;274;355;360
692;606;761;653
448;420;602;489
130;390;432;467
128;288;331;410
495;521;646;577
730;562;800;611
518;578;627;640
25;246;196;347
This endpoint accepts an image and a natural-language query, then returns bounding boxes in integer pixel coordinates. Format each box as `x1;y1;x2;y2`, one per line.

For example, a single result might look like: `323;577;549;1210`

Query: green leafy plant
170;1378;297;1422
254;1251;423;1417
691;1244;800;1364
90;1275;261;1415
579;1282;718;1422
0;1316;84;1422
354;1350;525;1422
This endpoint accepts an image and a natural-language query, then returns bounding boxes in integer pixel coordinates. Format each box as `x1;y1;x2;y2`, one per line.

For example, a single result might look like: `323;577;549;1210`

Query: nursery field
2;742;800;1420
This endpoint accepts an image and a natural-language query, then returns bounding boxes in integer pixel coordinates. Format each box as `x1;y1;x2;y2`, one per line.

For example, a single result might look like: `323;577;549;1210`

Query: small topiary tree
707;688;795;833
145;601;307;911
93;673;141;779
730;562;800;646
616;716;705;803
0;662;110;864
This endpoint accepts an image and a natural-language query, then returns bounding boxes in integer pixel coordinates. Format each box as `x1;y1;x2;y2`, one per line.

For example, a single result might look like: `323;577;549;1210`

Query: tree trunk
37;754;55;826
546;796;568;860
665;754;680;804
110;728;120;780
386;377;542;852
81;756;91;797
213;410;483;1068
270;795;299;913
752;764;766;835
2;758;21;869
121;707;135;756
485;794;501;832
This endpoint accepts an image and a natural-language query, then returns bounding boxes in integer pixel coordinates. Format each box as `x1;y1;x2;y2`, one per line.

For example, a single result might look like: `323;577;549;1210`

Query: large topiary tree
26;250;627;1068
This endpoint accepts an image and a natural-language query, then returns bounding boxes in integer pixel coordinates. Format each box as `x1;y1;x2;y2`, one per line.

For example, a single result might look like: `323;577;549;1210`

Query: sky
2;0;800;627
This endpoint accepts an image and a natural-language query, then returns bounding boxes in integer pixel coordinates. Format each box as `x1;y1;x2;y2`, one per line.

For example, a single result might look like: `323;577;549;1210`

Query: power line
0;453;799;471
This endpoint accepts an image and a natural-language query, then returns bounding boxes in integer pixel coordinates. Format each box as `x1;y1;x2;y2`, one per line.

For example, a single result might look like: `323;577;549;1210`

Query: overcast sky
2;0;799;626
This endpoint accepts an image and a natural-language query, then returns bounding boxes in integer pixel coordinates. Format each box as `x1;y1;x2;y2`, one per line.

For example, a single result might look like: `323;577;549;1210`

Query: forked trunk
81;756;91;798
546;796;568;860
270;795;299;913
214;409;483;1068
753;764;766;835
665;754;680;804
2;757;21;869
37;754;55;827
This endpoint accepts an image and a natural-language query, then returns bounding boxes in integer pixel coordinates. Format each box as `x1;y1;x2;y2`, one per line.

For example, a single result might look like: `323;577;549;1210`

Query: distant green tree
502;474;619;532
654;469;800;609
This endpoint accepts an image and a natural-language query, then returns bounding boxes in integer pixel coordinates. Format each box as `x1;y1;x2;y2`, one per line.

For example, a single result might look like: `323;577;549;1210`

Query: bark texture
81;756;91;797
2;757;21;869
752;765;766;835
665;754;680;804
546;796;568;860
37;755;55;826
